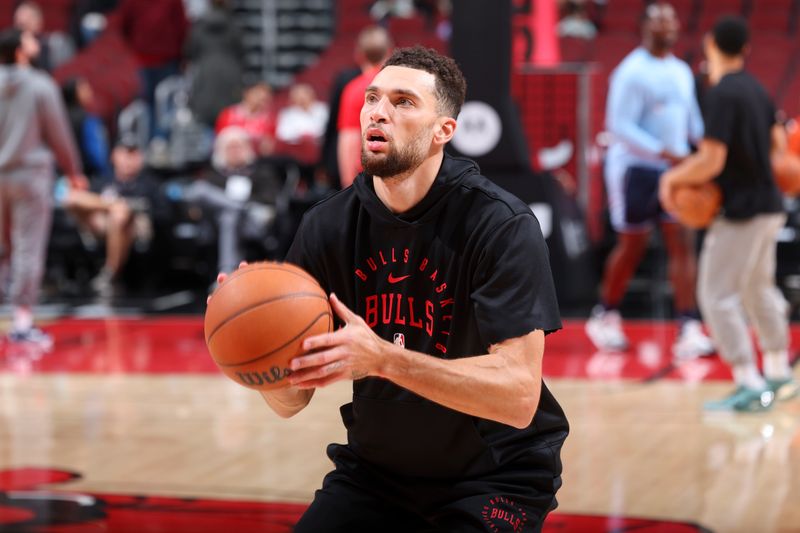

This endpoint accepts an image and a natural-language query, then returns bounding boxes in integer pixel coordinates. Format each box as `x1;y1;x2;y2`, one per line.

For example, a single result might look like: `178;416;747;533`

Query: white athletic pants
698;213;789;367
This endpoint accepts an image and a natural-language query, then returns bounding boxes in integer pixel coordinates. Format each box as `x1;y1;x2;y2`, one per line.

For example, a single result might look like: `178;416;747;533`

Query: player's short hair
382;46;467;118
712;15;749;56
0;28;22;65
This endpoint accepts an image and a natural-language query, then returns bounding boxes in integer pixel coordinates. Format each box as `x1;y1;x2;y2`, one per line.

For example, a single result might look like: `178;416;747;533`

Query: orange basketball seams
204;262;333;390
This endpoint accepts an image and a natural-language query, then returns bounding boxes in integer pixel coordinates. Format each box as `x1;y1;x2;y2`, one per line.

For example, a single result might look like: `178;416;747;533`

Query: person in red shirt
337;26;392;187
215;80;277;156
113;0;188;139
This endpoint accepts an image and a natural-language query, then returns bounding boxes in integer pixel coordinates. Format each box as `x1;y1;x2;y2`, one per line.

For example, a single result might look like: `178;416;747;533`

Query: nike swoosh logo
387;273;411;284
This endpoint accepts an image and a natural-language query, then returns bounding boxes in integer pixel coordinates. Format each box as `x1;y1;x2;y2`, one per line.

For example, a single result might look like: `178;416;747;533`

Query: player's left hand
288;293;387;389
659;171;677;215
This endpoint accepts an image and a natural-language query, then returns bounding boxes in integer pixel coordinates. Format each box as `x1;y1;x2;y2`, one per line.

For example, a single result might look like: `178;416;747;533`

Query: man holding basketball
660;16;797;411
220;46;568;531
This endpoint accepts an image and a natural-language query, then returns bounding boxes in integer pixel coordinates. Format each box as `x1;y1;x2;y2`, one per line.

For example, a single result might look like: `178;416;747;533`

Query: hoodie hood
353;151;480;227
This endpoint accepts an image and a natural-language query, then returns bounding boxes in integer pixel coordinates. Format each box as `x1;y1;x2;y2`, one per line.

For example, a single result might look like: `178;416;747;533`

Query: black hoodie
286;153;568;481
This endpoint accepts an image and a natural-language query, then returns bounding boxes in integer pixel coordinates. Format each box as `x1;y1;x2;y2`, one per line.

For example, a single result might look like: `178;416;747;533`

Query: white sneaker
585;306;629;351
672;320;715;360
7;327;54;352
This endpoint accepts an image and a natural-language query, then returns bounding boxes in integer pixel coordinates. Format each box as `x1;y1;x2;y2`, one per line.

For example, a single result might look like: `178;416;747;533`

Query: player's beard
361;130;430;180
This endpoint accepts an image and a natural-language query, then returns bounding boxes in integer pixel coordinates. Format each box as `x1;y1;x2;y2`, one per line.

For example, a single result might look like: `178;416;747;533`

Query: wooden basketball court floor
0;315;798;532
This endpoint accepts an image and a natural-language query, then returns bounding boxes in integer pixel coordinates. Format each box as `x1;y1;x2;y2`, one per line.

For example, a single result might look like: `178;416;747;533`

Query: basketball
772;151;800;196
204;262;333;391
672;182;722;229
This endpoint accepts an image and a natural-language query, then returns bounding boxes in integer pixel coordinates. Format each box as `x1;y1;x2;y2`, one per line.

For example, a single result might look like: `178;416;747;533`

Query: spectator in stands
185;0;244;130
558;1;597;39
276;83;328;145
62;77;111;181
0;28;84;347
63;135;168;296
13;0;76;71
114;0;188;139
179;126;282;276
338;26;392;188
215;79;277;157
585;2;714;360
660;16;797;411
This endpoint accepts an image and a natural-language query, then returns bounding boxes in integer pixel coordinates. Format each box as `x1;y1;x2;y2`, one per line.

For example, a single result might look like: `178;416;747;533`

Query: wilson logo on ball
204;261;332;391
236;367;292;387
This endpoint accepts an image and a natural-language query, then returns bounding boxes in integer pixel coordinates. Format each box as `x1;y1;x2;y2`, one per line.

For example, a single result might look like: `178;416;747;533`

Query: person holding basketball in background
660;16;798;411
215;46;568;531
585;2;715;360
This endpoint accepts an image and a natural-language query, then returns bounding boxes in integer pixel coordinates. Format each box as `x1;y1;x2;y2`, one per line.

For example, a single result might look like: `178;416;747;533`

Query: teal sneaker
704;386;775;412
767;378;800;401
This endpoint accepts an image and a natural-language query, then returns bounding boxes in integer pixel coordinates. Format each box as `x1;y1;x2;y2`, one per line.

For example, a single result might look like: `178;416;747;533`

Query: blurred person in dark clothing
62;77;111;181
63;135;168;296
0;28;84;347
185;0;244;129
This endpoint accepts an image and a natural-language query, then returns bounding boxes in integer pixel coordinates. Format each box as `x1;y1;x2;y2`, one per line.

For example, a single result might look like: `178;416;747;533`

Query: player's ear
434;116;456;145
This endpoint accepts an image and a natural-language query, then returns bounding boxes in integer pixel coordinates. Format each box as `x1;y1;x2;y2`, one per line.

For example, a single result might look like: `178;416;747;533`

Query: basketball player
660;16;798;411
586;2;715;360
0;28;84;347
220;47;568;531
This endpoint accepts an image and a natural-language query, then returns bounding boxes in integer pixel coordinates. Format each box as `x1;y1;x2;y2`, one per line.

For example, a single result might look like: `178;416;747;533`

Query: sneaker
704;386;775;412
672;320;715;360
7;327;54;351
766;377;800;401
585;305;629;351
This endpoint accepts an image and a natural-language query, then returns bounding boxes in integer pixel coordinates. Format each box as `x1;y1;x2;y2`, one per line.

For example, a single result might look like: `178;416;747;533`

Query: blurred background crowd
0;0;455;303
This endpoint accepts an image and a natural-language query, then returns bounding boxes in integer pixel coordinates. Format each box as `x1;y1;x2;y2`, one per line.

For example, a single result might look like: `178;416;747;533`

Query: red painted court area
2;317;797;382
0;468;708;533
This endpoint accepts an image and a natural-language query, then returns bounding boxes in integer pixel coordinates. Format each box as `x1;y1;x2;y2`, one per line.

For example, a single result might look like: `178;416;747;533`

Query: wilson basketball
672;182;722;229
204;262;333;391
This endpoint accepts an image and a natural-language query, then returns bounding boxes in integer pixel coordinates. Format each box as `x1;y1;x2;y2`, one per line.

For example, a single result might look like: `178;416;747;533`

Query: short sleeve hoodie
286;153;568;480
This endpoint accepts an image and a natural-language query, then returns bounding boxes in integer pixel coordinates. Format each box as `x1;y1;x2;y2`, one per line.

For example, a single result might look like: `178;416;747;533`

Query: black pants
294;450;558;532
